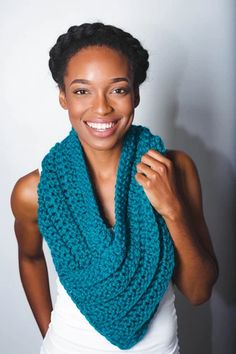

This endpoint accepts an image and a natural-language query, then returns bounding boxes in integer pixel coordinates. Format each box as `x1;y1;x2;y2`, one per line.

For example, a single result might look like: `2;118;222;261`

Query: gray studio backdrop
0;1;235;353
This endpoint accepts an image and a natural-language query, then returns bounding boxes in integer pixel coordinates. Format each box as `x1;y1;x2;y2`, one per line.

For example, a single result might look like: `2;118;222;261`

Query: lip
84;119;119;138
85;119;119;124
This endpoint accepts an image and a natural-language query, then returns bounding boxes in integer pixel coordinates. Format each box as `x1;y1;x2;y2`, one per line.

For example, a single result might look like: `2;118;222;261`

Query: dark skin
11;46;218;337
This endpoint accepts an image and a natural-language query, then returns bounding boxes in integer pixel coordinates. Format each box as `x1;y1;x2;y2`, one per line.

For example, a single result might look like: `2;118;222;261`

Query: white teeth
86;121;116;130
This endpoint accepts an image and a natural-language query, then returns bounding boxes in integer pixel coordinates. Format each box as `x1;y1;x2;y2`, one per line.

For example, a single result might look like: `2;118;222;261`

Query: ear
59;89;68;110
134;87;140;108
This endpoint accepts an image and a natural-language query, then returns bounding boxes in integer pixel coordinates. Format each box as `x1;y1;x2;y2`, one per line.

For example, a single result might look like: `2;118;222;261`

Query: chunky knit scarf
37;124;175;349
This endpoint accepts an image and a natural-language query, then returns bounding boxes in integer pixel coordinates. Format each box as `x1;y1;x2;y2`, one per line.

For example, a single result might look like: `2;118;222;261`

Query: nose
92;93;113;116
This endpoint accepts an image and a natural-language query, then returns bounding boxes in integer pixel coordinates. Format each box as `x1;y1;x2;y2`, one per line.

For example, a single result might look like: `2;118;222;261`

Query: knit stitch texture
37;124;175;349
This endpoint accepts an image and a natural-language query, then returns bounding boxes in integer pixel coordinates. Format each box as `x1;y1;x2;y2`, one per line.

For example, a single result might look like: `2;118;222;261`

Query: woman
11;23;218;354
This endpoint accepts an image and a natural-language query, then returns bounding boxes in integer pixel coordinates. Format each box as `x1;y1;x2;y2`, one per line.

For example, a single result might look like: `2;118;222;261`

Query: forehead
64;46;132;83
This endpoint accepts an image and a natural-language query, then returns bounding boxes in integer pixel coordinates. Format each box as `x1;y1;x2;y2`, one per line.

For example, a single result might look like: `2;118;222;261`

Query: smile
85;121;117;131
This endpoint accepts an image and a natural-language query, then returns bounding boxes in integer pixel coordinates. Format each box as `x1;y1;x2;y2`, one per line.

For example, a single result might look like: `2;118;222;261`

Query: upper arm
11;169;43;259
167;150;217;260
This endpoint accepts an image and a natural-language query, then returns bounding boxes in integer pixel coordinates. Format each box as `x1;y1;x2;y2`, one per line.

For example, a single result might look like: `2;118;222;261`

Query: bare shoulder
166;149;197;172
166;149;203;213
166;149;200;183
11;169;40;221
165;151;217;261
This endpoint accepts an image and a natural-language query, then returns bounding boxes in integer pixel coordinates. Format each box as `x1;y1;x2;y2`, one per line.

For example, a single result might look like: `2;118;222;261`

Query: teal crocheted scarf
37;124;175;349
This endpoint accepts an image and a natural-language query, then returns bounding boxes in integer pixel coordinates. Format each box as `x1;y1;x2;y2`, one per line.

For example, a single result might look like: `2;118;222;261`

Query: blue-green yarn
37;124;175;349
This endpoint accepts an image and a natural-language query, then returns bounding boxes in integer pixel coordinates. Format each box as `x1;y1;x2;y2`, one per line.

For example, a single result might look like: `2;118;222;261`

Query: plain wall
0;1;235;353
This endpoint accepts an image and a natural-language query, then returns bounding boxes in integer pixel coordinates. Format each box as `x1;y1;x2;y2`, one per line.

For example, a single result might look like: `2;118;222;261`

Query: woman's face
59;46;139;153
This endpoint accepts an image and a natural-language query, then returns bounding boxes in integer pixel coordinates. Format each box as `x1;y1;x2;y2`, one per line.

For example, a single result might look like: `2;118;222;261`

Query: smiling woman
59;46;138;151
10;22;218;354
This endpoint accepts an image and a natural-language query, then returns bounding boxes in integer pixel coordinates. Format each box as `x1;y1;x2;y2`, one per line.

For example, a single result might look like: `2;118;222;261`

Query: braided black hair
49;22;149;90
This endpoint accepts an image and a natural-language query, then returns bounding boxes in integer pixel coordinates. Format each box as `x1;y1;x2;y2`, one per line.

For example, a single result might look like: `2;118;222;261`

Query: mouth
85;120;118;132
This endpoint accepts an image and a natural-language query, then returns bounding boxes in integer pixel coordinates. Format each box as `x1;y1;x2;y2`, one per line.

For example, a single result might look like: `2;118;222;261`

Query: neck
80;142;122;180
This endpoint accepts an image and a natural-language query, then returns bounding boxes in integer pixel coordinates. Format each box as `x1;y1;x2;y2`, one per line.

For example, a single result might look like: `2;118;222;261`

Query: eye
112;87;129;95
74;89;89;95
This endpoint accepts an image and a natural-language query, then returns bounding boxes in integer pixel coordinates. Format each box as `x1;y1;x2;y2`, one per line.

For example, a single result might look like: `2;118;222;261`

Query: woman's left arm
135;149;219;305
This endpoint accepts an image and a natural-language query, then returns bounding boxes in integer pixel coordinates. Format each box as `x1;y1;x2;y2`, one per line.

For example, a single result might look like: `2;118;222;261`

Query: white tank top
38;167;179;354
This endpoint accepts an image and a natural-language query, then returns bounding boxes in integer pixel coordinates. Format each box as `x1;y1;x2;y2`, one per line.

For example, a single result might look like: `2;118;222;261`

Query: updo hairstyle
49;22;149;90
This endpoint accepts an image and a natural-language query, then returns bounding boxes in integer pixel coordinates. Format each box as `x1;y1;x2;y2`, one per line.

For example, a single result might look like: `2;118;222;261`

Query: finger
146;149;172;168
141;154;168;175
135;172;149;187
136;162;158;180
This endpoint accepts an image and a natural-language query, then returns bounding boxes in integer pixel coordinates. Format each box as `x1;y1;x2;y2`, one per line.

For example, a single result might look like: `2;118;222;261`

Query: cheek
117;97;135;115
66;94;135;119
66;98;86;118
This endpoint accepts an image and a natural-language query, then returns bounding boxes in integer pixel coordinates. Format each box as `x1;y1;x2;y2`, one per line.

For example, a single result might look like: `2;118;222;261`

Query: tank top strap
38;164;42;175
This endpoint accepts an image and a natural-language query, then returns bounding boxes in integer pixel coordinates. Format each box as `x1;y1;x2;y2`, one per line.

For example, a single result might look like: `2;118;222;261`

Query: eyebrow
70;77;129;86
